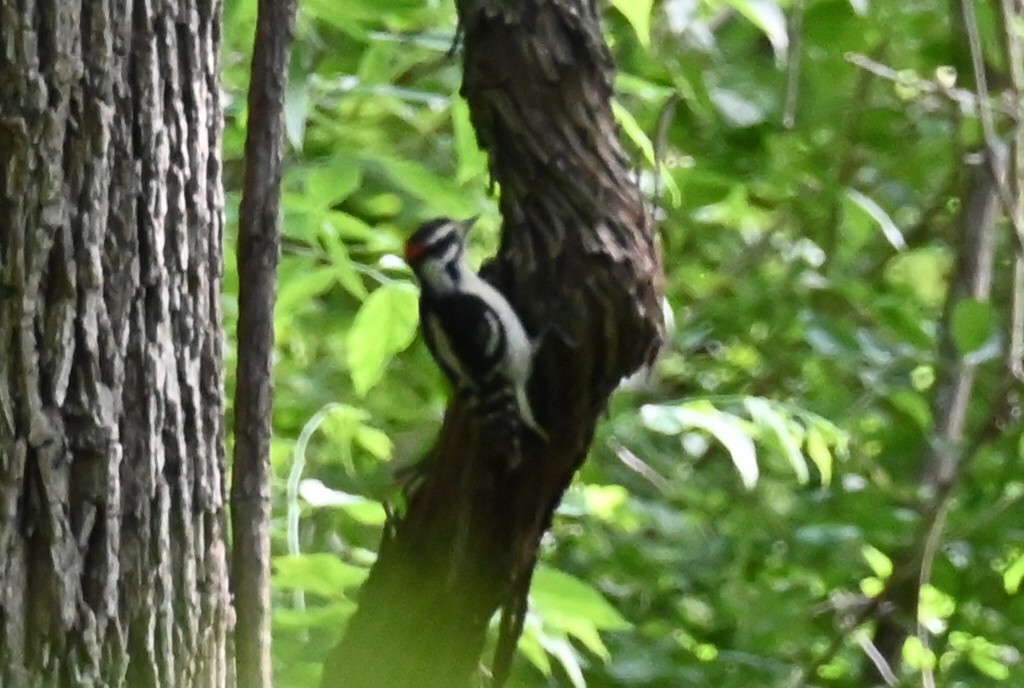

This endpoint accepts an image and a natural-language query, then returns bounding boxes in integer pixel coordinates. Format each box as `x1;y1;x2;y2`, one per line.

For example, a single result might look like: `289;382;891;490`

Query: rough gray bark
321;1;664;687
0;1;231;686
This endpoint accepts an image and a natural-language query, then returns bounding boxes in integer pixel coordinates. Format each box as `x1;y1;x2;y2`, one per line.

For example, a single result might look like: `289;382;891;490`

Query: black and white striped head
404;217;476;292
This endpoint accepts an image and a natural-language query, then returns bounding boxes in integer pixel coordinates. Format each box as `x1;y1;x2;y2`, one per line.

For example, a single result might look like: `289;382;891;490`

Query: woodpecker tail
472;383;548;445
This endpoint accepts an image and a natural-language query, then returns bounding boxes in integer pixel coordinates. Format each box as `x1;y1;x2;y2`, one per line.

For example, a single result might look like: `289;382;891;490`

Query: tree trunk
321;1;664;687
0;1;231;686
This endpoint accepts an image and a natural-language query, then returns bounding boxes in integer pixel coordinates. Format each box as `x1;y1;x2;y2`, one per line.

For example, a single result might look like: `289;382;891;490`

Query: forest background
219;0;1024;686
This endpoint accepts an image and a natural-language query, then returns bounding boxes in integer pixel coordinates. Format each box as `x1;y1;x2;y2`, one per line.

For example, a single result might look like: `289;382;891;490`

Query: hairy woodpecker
404;217;546;440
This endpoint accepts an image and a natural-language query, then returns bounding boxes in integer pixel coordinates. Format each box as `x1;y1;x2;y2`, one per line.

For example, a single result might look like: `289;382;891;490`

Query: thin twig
999;0;1024;380
783;0;805;129
959;0;1024;245
844;52;1017;120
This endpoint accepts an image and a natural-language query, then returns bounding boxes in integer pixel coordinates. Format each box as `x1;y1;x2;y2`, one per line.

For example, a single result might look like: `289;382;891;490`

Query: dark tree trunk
321;1;664;687
230;0;298;686
0;1;231;686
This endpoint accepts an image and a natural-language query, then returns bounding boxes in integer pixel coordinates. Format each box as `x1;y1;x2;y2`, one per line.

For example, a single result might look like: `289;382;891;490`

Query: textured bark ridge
322;1;664;687
0;1;230;686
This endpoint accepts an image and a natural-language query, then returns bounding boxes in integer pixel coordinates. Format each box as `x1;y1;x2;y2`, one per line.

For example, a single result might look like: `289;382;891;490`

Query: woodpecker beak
458;215;479;236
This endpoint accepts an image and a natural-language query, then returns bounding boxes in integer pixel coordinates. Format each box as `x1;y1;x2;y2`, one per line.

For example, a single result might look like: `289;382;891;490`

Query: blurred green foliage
221;0;1024;685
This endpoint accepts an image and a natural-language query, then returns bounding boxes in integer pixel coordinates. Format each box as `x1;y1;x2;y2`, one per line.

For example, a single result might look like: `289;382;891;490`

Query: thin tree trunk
321;1;664;686
862;148;1003;686
0;1;231;686
231;0;298;685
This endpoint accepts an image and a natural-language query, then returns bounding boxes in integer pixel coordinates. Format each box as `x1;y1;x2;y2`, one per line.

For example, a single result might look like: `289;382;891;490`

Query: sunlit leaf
377;156;477;217
272;553;369;597
518;620;553;675
641;402;759;489
951;298;996;356
346;281;420;396
918;584;956;634
273;601;356;630
845;189;907;251
608;0;653;47
531;566;630;632
804;426;834;484
319;222;368;300
542;635;587;688
902;636;936;670
613;99;655;166
956;634;1013;680
884;247;953;308
1003;551;1024;593
582;484;630;520
276;257;337;321
305;160;363;210
355;426;393;460
729;0;788;64
745;397;808;483
862;545;893;579
709;87;765;128
452;95;488;184
285;78;310;149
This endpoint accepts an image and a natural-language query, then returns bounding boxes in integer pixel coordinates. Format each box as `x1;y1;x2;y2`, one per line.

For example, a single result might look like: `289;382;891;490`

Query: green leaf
902;635;936;670
960;635;1012;679
918;584;956;626
862;545;893;579
284;78;310;149
276;257;337;321
951;298;996;356
319;221;368;299
531;566;630;632
612;99;655;166
346;281;420;396
729;0;789;64
377;156;477;217
272;553;369;597
845;189;907;251
641;402;759;489
302;0;423;34
518;622;553;676
709;88;766;128
542;635;587;688
452;95;488;184
1003;551;1024;593
745;397;808;483
323;211;375;241
298;479;387;525
582;484;630;520
608;0;653;47
305;160;363;210
273;600;356;630
804;425;834;485
355;425;393;460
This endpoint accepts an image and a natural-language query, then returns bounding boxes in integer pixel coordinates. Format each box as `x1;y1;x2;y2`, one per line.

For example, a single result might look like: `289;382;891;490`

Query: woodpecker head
404;217;476;292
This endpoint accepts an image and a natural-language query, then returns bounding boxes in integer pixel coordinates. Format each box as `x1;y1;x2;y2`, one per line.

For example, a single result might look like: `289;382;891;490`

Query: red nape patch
404;240;428;264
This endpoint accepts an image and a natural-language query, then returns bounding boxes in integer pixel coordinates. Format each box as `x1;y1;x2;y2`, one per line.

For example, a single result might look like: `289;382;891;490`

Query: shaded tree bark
0;0;230;685
230;0;298;686
321;1;664;687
